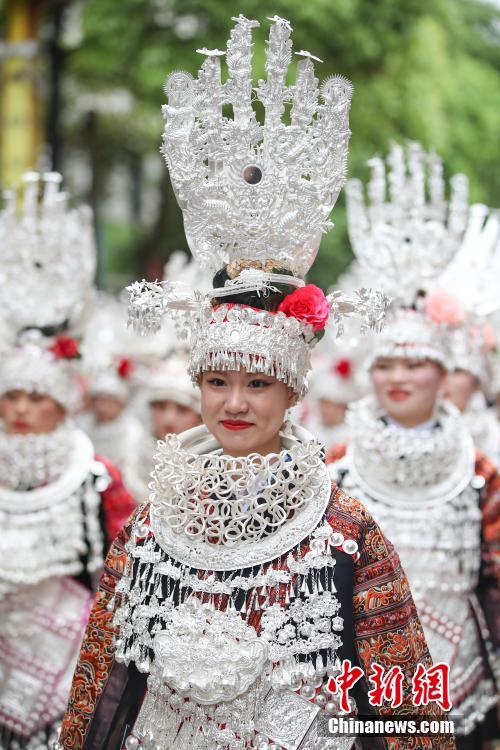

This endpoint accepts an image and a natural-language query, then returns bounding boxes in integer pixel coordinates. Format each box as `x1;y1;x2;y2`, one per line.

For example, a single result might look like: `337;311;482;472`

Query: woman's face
91;394;125;423
443;369;478;412
200;369;296;456
371;358;445;428
0;390;66;434
318;399;347;428
149;399;202;439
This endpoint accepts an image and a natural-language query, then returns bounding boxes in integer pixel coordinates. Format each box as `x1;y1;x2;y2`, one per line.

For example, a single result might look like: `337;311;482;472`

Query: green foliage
62;0;500;288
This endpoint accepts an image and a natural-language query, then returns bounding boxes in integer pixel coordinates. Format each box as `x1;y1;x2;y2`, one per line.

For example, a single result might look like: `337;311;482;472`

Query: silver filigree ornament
344;395;475;504
151;599;269;704
0;172;96;330
127;15;391;398
366;307;452;370
434;203;500;384
0;333;81;413
150;422;329;553
161;15;353;277
0;423;72;491
331;395;497;735
346;141;469;306
0;428;106;596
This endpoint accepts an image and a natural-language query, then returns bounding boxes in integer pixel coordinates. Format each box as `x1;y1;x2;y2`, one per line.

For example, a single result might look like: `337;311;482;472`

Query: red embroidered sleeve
474;453;500;647
59;504;148;750
96;454;137;546
331;488;456;750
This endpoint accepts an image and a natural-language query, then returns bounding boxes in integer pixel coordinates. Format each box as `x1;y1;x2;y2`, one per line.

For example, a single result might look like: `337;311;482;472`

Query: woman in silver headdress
328;144;499;749
0;174;136;750
57;18;453;750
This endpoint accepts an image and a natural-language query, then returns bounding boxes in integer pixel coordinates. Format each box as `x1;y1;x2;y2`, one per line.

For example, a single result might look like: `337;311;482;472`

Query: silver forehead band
127;279;389;396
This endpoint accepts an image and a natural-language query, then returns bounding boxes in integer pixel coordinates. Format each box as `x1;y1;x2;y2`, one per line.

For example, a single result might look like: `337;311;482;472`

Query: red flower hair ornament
277;284;330;333
117;357;134;379
334;358;352;379
49;335;81;360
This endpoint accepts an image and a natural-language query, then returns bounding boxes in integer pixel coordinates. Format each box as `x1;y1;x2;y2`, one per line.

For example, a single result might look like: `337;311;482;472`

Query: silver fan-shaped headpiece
0;172;96;330
128;16;391;398
346;142;469;305
434;204;500;381
437;203;500;318
161;14;353;277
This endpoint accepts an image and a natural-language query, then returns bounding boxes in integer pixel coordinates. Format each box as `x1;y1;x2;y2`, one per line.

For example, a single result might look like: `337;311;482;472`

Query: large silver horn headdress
0;172;96;331
162;14;353;277
346;141;469;306
346;142;471;369
128;15;390;398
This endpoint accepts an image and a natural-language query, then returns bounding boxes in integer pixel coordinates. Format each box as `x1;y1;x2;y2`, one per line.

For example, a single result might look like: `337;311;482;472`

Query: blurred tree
58;0;500;287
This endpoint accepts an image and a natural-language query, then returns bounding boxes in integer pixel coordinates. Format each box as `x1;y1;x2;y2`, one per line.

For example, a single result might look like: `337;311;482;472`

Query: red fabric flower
49;335;80;360
277;284;330;332
334;358;352;379
117;357;134;379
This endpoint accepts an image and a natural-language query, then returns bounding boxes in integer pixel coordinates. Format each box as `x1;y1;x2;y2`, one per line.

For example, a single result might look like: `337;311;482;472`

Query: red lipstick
220;420;254;431
13;420;30;430
388;389;410;402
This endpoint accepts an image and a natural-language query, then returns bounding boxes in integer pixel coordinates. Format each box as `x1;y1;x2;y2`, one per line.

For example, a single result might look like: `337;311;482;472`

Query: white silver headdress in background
345;142;472;368
433;204;500;382
128;15;390;398
0;331;82;413
0;172;96;331
346;142;469;306
365;307;451;369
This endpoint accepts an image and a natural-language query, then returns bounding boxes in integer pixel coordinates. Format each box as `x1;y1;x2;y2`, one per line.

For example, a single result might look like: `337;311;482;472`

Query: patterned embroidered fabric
59;492;455;750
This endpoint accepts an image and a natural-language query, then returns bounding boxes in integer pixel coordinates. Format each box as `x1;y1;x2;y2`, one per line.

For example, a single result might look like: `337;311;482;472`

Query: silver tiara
0;172;96;330
161;14;353;277
346;142;469;305
127;16;391;398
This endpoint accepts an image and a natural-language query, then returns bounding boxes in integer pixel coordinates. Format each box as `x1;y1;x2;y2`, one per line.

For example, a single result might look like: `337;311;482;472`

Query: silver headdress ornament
346;142;471;368
346;141;469;306
162;14;352;276
0;330;82;413
433;203;500;382
128;15;390;398
0;172;96;330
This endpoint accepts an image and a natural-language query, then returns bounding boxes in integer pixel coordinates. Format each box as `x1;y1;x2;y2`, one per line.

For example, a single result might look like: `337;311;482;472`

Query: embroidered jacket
59;486;455;750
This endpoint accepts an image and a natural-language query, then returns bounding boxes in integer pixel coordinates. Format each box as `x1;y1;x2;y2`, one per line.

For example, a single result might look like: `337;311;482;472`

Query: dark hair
211;266;297;311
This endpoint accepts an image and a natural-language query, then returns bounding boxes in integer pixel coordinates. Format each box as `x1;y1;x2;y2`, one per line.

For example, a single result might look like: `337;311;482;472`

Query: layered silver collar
0;422;73;490
149;422;332;570
346;396;475;507
462;391;500;463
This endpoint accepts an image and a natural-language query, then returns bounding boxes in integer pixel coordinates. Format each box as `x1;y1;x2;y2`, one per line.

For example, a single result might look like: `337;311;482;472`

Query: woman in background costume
328;144;500;748
0;174;135;750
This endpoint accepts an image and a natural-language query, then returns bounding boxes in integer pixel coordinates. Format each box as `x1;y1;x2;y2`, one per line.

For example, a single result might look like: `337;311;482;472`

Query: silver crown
127;16;390;398
367;308;451;370
437;203;500;318
433;204;500;381
161;14;353;277
346;142;469;305
0;172;96;330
